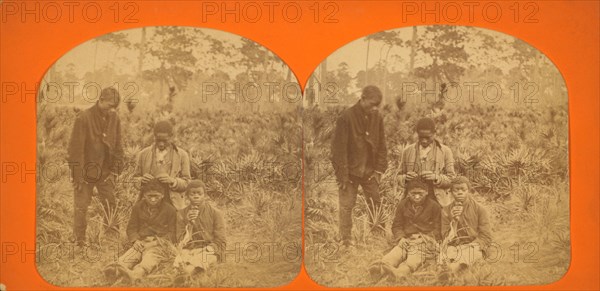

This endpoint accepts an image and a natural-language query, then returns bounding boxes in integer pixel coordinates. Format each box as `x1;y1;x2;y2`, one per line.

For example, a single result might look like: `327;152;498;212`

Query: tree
325;62;353;104
411;26;469;110
143;27;198;109
413;26;468;84
94;32;132;73
236;38;286;112
363;30;404;104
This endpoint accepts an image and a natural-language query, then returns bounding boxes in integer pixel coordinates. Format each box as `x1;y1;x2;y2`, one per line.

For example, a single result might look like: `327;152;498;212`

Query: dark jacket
442;197;493;249
392;197;442;242
67;104;123;183
127;200;178;243
331;102;387;182
177;203;226;248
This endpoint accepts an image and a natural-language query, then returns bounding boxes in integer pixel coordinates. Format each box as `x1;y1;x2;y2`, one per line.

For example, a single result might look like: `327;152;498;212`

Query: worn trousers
117;239;161;273
174;246;218;274
338;174;381;241
73;177;116;242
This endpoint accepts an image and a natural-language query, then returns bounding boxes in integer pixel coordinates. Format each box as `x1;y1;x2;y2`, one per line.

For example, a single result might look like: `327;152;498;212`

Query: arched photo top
303;25;567;109
39;26;301;115
303;25;570;288
36;26;302;288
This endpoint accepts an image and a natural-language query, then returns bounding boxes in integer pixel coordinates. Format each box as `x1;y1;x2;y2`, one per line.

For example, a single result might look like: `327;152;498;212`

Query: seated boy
174;180;226;275
104;179;177;283
369;179;441;280
441;176;493;271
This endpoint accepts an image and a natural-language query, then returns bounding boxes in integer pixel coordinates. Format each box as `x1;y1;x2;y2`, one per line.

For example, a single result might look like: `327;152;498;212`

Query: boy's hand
133;240;145;251
368;172;382;184
140;173;154;184
421;171;437;182
451;205;464;219
187;209;199;221
338;179;352;191
398;238;410;249
157;175;176;185
405;172;418;181
72;182;83;192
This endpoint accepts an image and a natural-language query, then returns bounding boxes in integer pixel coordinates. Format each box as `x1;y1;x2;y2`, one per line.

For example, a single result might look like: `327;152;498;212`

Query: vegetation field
304;102;570;287
36;104;303;287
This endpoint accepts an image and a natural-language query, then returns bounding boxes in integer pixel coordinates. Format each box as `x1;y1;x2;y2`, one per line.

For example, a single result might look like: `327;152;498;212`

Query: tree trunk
382;45;393;105
306;76;315;107
365;38;371;85
138;27;147;75
409;26;417;73
320;58;327;106
93;41;99;74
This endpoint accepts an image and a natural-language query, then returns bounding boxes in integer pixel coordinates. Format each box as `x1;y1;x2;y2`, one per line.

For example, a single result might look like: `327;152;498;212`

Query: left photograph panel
35;26;302;288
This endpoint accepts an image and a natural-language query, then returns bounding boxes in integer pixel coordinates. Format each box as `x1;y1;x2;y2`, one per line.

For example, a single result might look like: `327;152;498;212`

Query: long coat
67;104;123;184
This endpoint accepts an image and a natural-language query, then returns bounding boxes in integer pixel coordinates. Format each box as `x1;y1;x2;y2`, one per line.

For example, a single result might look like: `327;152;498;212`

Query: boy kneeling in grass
440;176;493;272
174;180;226;275
369;179;442;280
104;179;178;283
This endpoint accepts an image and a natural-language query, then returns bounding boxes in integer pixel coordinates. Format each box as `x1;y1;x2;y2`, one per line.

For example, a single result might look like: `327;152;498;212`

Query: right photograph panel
303;25;569;287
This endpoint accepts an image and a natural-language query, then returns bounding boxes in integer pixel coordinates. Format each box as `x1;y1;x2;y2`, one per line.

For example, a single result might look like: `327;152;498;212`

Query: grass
36;106;302;287
304;103;570;287
305;182;570;287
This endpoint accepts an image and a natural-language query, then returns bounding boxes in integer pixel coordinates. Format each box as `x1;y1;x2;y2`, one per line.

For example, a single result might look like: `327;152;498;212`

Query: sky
322;26;522;77
50;25;551;87
51;27;251;79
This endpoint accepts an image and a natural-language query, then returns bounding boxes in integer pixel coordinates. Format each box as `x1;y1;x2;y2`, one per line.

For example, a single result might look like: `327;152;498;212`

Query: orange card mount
0;1;599;291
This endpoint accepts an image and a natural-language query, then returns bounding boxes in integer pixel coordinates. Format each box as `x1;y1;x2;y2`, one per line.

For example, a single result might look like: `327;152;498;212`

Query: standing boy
68;87;124;246
331;85;388;246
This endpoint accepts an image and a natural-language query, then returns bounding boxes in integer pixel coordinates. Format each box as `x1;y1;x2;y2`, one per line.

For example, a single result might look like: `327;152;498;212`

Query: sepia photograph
303;25;569;287
35;26;302;288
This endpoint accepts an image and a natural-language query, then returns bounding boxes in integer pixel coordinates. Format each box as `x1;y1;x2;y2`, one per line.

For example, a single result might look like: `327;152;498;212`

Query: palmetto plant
92;197;130;233
356;195;395;239
246;185;271;216
36;205;64;244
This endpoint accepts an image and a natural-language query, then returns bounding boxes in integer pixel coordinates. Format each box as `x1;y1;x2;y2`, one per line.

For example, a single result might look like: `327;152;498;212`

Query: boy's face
155;132;173;151
451;183;470;202
407;187;428;204
417;130;434;148
143;190;164;206
360;95;382;112
98;97;118;114
187;187;208;205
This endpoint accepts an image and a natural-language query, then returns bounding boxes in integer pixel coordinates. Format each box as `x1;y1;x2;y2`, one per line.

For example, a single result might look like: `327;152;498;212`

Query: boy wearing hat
441;176;493;270
174;180;226;275
399;117;455;206
104;179;177;283
369;180;441;280
133;120;191;209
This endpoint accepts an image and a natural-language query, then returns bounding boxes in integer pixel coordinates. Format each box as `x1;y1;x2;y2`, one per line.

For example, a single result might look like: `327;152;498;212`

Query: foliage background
303;26;570;287
36;27;302;288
